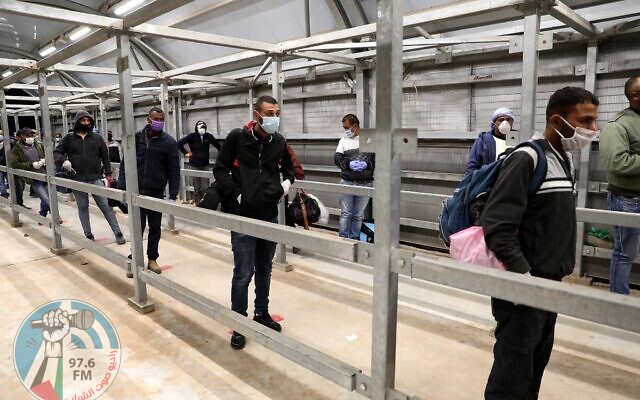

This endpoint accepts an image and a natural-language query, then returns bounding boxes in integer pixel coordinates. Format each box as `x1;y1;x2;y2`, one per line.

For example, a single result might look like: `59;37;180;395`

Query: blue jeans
31;181;50;217
339;179;371;240
73;179;123;237
230;218;277;316
608;192;640;295
0;171;7;196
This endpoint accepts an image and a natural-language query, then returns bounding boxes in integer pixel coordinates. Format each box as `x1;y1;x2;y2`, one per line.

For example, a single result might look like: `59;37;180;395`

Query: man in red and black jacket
213;95;295;350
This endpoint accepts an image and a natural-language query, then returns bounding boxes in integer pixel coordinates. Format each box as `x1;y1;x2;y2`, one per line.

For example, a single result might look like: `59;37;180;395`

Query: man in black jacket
480;87;599;399
119;107;180;276
213;95;295;350
177;121;220;204
54;111;126;245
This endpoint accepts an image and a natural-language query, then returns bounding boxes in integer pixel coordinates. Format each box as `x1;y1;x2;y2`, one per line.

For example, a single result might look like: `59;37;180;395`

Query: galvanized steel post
13;113;19;131
574;41;599;276
0;90;20;225
33;110;41;134
117;33;154;314
160;80;177;232
61;104;68;133
371;0;403;398
518;2;541;144
99;95;108;140
271;54;288;265
37;71;64;252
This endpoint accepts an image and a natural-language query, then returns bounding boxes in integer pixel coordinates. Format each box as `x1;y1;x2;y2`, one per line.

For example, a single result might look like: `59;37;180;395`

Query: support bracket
359;128;418;155
509;32;553;53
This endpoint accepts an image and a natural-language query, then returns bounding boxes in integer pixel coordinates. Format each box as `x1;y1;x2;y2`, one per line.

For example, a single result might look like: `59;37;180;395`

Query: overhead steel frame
0;2;640;400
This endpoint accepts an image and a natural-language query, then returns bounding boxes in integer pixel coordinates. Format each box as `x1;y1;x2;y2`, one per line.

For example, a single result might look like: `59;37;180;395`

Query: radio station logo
13;300;121;400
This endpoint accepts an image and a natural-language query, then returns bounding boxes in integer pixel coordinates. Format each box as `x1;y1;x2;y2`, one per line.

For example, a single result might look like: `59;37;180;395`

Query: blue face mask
344;129;354;138
260;116;280;134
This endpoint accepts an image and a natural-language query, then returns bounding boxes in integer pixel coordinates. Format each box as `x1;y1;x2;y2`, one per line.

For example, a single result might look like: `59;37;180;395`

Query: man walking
118;107;180;276
213;95;295;350
480;87;599;399
178;121;220;204
600;74;640;295
54;111;126;244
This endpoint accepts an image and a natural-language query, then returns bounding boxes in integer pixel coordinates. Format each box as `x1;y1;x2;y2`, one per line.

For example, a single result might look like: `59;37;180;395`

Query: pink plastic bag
449;226;506;270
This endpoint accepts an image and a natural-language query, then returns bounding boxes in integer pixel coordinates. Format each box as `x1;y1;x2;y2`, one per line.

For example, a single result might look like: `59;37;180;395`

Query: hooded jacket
177;121;221;167
213;121;295;221
54;111;111;182
118;125;181;199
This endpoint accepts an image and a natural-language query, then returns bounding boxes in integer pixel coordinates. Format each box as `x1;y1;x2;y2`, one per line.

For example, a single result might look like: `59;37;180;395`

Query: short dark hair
148;107;164;116
624;74;640;99
342;113;360;126
254;95;278;111
545;87;599;121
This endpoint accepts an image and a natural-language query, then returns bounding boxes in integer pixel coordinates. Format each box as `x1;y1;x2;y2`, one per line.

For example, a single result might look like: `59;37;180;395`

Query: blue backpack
439;139;547;247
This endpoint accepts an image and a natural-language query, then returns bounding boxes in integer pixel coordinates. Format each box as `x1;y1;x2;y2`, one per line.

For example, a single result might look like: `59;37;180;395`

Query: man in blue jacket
177;121;220;204
119;107;180;276
465;107;515;175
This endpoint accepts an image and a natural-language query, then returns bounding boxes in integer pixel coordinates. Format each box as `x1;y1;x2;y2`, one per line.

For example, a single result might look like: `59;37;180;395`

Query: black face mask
78;124;91;133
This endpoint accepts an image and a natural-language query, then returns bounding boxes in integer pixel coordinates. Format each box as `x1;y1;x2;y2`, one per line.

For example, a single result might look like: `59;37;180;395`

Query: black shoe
85;233;95;241
230;331;246;350
115;233;126;245
253;312;282;332
0;193;8;198
18;203;31;210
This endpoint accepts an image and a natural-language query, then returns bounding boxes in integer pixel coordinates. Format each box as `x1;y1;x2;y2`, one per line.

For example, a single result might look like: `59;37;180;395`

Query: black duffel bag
197;182;223;211
287;189;321;230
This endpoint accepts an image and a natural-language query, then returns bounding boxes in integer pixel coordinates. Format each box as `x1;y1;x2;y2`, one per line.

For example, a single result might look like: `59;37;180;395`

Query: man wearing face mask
600;74;640;295
11;128;50;217
480;87;599;399
177;121;221;204
54;111;126;245
465;107;515;175
334;113;374;240
118;107;180;276
213;95;295;350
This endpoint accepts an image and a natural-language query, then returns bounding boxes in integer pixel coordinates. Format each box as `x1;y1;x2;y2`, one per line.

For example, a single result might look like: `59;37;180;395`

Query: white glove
32;161;42;169
62;160;75;174
39;158;46;167
237;194;242;204
281;179;291;195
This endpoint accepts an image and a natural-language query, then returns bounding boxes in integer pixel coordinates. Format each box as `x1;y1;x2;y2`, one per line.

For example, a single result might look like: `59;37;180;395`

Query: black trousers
14;177;25;205
485;298;557;400
140;207;162;261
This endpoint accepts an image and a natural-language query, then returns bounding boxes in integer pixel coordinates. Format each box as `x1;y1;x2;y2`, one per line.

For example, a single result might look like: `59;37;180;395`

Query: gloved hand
105;175;115;187
39;158;46;167
281;179;291;195
186;152;192;158
62;160;76;174
349;160;367;171
32;160;44;169
237;194;242;204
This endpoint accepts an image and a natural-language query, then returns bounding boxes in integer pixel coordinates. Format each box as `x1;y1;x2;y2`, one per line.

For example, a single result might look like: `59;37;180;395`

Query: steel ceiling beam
0;0;122;29
290;50;361;66
21;0;100;14
548;0;602;37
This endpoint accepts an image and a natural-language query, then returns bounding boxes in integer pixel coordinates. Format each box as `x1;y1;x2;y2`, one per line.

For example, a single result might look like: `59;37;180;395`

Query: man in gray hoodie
54;111;126;244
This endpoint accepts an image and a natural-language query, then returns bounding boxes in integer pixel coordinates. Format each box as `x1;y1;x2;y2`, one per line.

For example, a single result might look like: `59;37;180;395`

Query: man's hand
41;309;70;358
349;160;367;171
281;179;291;195
186;152;192;158
105;175;114;187
32;160;44;169
62;160;76;174
237;194;242;204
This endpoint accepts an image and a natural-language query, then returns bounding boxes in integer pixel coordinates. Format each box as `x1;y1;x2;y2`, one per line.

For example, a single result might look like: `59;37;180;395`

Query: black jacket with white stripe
480;138;576;280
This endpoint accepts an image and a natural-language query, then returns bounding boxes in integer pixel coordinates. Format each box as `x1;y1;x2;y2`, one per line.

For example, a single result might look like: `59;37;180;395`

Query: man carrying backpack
480;87;599;399
465;107;515;175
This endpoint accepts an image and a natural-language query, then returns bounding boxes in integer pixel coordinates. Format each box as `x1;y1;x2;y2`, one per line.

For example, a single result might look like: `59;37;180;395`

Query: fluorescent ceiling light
39;45;56;57
114;0;145;16
69;26;91;41
2;70;12;78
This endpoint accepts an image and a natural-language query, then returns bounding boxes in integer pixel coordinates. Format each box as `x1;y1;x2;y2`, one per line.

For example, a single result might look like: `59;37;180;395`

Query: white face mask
344;129;354;138
25;138;35;145
260;116;280;134
197;127;206;135
497;120;511;136
554;116;599;152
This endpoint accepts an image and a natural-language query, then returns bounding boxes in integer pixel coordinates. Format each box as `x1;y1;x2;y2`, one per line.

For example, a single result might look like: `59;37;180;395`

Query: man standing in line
54;111;126;244
465;107;515;175
600;74;640;295
213;95;295;350
118;107;180;276
481;87;599;399
178;121;221;204
11;128;49;217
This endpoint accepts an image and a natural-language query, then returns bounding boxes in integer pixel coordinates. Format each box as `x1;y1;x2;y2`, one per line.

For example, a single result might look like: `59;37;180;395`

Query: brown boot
147;259;162;274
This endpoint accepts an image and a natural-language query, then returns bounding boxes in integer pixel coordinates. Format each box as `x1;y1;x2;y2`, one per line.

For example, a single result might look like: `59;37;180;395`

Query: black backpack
288;190;321;229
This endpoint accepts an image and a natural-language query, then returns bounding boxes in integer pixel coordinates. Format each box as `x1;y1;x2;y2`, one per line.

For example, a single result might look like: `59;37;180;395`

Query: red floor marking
271;314;284;323
95;237;109;243
160;265;174;271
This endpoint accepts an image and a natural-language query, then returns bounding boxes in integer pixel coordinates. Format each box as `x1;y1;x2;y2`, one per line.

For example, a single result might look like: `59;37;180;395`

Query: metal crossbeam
0;0;122;28
290;50;361;66
548;0;601;37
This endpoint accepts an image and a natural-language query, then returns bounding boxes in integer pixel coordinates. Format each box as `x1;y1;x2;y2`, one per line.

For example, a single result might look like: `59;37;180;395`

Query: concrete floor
1;194;639;400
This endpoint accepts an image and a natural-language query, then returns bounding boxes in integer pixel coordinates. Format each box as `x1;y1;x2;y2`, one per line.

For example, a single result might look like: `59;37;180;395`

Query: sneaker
230;331;246;350
115;233;126;245
85;233;95;241
147;260;162;274
253;312;282;332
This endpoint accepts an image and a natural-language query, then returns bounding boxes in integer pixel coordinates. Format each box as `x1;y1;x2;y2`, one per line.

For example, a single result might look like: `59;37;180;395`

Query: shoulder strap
296;189;310;230
521;140;547;195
